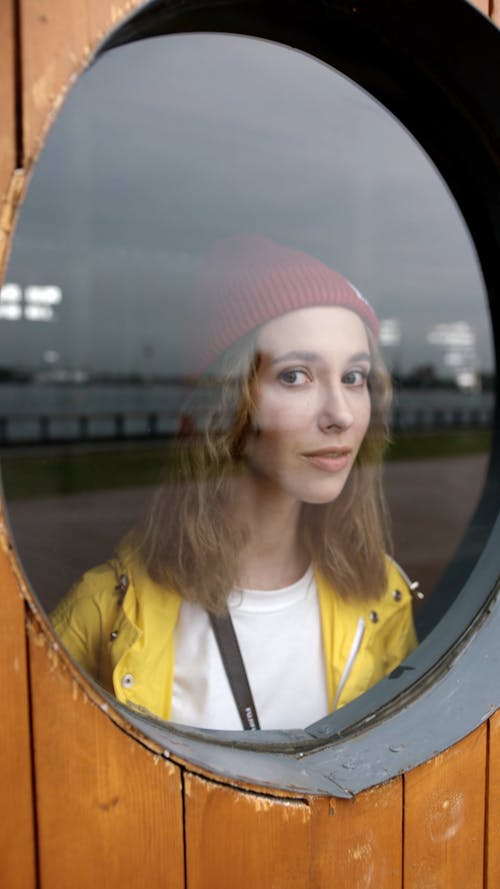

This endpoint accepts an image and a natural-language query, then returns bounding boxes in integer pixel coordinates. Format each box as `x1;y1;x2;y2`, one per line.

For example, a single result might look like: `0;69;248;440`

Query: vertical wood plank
404;725;487;889
0;532;36;887
0;0;16;201
185;773;311;889
28;619;185;889
486;710;500;888
0;0;20;282
309;778;403;889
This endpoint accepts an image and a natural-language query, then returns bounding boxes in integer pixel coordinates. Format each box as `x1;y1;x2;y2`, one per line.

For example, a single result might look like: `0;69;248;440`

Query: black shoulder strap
208;612;261;731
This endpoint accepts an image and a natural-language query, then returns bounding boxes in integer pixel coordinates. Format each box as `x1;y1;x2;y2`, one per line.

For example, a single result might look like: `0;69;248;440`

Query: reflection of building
0;283;62;322
427;321;480;390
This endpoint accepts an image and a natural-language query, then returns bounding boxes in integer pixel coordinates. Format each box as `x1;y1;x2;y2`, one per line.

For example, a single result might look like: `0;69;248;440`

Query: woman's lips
302;448;352;473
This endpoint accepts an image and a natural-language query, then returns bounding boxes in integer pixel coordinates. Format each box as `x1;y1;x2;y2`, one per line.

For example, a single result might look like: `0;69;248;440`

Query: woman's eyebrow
349;351;371;364
270;350;322;365
270;349;372;365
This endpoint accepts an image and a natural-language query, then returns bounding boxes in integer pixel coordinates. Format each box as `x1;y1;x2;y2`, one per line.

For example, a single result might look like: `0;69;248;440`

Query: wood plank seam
180;769;189;889
181;763;312;805
13;0;23;167
24;601;44;889
484;718;491;889
401;769;406;889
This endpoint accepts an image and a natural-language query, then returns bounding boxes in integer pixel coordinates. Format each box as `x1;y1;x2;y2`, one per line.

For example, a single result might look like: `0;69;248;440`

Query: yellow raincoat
52;545;417;721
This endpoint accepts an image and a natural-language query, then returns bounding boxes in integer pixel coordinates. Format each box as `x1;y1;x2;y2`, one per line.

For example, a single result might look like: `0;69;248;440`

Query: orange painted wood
184;773;311;888
404;724;487;889
0;0;19;281
0;529;36;888
486;710;500;888
20;0;144;166
28;618;185;889
20;0;89;165
470;0;490;14
87;0;144;49
309;778;403;888
0;0;16;201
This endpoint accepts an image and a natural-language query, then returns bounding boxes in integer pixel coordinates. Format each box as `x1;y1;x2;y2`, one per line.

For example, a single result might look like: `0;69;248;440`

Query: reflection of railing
390;405;494;432
0;411;176;445
0;404;494;446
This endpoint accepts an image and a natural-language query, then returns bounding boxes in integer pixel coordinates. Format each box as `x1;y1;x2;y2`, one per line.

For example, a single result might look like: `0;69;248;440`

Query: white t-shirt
170;565;328;730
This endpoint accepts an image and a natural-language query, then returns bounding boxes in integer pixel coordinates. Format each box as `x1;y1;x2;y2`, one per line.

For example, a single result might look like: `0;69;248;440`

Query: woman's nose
318;384;354;432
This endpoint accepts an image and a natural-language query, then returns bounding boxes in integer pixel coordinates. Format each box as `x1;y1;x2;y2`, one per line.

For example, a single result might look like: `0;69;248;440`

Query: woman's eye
278;368;309;386
343;368;368;387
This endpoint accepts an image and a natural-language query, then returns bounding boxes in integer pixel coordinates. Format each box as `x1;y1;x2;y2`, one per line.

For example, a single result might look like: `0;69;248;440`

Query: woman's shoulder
51;556;123;632
51;537;182;634
354;555;418;635
317;555;417;615
380;555;418;612
316;555;418;658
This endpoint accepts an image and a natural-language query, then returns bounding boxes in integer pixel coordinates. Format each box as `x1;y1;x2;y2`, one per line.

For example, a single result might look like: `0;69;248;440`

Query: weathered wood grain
0;0;21;282
0;0;16;201
0;530;36;888
185;772;311;889
404;725;487;889
486;710;500;888
28;619;185;889
309;778;403;889
19;0;144;166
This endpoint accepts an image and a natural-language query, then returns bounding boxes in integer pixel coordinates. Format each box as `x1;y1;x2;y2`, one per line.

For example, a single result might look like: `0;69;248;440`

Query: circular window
1;0;498;793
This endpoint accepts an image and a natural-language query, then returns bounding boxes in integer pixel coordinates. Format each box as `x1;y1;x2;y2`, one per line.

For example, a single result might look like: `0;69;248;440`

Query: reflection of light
0;283;22;303
427;322;475;347
444;351;465;367
25;285;62;305
43;350;59;364
24;305;54;321
379;318;401;346
456;370;478;389
0;283;62;322
0;304;22;320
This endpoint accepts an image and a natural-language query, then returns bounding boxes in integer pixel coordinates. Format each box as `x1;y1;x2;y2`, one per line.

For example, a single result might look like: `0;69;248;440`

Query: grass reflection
0;429;492;500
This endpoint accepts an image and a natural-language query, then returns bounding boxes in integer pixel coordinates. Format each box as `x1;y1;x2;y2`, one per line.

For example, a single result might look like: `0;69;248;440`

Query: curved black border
39;0;500;793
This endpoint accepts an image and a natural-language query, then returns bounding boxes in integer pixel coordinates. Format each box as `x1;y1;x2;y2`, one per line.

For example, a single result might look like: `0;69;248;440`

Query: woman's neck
231;474;309;591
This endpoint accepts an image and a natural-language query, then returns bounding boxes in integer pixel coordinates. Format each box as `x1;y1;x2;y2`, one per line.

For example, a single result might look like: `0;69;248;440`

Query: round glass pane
0;32;494;735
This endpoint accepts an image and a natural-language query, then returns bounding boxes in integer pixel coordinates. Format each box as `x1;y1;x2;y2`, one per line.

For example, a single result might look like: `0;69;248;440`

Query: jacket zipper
332;617;366;712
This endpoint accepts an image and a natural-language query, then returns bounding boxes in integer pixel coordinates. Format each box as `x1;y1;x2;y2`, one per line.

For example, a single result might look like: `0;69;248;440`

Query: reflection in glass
51;234;418;729
0;34;494;728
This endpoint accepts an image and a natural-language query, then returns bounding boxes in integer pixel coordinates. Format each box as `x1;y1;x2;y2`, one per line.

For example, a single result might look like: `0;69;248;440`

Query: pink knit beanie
194;235;379;370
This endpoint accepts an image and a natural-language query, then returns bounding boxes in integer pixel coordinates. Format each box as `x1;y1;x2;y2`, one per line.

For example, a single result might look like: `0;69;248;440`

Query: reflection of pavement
5;454;488;614
384;454;488;595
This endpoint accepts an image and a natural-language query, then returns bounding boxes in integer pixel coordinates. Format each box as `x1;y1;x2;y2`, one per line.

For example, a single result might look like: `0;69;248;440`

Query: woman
52;235;417;730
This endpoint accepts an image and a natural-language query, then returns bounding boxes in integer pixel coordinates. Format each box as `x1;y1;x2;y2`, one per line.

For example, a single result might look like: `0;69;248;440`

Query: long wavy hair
134;325;393;613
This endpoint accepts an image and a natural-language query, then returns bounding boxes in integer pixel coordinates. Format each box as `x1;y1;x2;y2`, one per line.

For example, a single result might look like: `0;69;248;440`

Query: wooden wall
0;1;498;887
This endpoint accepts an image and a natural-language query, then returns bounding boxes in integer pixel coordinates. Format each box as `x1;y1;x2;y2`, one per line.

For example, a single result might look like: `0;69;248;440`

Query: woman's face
246;306;372;505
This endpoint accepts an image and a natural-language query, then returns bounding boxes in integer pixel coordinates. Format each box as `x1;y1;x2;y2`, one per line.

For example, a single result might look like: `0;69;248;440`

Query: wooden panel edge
0;522;36;887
